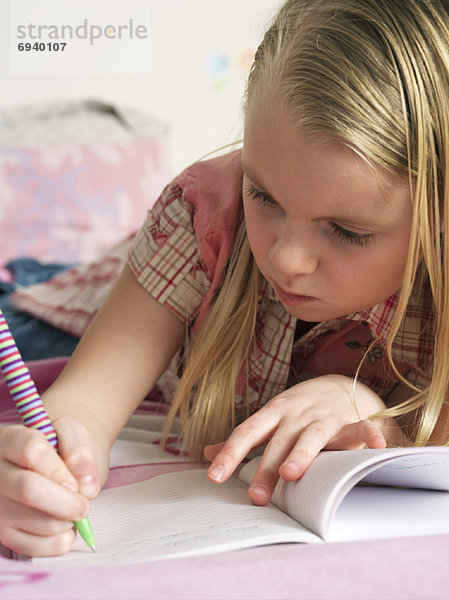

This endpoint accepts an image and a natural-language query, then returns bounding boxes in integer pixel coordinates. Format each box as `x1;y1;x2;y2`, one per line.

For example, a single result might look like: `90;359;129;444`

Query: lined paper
34;470;319;565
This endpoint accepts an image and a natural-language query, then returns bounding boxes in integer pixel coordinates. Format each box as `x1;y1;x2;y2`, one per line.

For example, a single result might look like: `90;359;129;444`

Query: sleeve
127;181;212;326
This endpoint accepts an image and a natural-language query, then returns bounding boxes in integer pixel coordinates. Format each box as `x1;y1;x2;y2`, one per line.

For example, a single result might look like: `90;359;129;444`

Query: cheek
371;235;411;288
243;202;272;261
328;241;409;300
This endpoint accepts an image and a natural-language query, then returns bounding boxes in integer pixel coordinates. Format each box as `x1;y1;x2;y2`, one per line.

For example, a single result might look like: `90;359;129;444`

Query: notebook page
239;447;449;539
361;451;449;490
33;469;321;565
328;485;449;541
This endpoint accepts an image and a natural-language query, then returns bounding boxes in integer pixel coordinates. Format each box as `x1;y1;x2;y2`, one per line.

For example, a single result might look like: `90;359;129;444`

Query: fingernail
208;465;225;482
79;474;98;496
248;484;269;502
280;461;300;476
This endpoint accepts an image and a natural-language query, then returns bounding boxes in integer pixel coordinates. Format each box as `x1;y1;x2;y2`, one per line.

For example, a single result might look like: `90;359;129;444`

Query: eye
245;183;277;209
329;222;374;247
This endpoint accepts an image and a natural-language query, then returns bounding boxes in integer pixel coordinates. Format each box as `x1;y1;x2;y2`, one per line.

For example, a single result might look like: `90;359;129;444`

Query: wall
0;0;280;172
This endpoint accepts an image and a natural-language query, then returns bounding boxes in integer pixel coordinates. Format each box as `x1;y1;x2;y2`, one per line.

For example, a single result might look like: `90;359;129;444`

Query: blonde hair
162;224;260;459
164;0;449;457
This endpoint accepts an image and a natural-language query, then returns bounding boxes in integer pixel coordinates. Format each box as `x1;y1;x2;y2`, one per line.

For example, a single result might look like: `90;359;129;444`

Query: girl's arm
0;264;185;556
42;263;186;483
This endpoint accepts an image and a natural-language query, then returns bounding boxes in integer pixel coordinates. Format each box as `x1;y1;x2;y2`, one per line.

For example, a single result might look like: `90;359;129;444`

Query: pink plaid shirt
128;150;433;420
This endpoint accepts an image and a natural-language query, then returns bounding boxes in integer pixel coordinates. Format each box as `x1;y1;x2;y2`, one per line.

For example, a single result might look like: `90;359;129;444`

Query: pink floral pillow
0;138;171;266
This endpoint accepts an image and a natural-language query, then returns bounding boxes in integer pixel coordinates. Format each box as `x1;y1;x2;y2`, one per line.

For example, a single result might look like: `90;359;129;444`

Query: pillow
0;137;171;266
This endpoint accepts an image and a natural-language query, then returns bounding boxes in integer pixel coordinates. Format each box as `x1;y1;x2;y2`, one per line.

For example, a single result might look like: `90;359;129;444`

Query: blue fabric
0;258;80;360
0;258;74;291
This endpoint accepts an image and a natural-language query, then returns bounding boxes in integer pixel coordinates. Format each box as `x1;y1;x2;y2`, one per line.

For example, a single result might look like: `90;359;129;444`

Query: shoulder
136;148;244;272
166;149;244;277
173;148;244;236
147;148;243;242
128;149;244;327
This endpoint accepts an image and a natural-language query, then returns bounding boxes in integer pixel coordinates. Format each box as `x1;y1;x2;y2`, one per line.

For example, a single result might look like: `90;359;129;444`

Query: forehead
243;101;412;228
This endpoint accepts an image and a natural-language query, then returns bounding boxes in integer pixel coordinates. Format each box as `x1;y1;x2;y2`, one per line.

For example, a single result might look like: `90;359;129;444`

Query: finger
246;424;307;505
204;442;226;462
54;418;100;499
326;420;387;450
0;524;76;557
0;459;89;522
278;420;339;482
0;425;80;491
0;497;73;537
207;414;279;484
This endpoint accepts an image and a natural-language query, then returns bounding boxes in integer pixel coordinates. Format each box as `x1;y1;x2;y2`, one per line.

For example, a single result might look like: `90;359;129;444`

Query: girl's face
242;100;413;322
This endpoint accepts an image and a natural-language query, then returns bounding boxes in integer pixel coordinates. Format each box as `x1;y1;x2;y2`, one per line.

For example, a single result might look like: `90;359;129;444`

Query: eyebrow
241;160;401;230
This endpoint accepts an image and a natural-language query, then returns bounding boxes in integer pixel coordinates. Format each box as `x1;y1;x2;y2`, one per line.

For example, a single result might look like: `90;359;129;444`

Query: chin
285;305;350;322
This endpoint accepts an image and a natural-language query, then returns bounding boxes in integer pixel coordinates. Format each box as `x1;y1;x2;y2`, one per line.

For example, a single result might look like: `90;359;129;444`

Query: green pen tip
74;516;96;551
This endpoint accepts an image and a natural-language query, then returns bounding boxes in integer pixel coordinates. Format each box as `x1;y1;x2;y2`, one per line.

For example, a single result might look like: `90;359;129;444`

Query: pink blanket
0;359;448;600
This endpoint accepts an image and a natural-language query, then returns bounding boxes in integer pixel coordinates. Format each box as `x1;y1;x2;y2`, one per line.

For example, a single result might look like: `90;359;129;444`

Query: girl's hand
0;417;100;557
205;375;391;505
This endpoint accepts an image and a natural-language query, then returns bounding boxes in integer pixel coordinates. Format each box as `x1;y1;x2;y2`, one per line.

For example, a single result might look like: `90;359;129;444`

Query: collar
260;275;400;344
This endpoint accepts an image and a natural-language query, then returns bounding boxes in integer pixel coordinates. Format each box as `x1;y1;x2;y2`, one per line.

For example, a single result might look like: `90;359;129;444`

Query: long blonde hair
164;0;449;457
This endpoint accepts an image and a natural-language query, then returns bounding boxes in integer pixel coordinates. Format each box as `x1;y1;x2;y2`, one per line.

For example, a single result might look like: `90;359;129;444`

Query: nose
269;223;319;277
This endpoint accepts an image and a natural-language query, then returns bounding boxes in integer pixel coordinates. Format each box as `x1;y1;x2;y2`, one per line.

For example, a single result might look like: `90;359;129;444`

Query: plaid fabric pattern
128;184;210;326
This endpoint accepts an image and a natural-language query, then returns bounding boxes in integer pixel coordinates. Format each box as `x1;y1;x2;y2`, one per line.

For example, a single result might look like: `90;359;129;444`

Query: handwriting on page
363;453;449;490
158;518;273;548
64;515;290;563
380;457;449;470
33;469;319;565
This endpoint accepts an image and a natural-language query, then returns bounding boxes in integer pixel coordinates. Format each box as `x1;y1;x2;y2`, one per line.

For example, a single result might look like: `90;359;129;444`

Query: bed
0;101;448;600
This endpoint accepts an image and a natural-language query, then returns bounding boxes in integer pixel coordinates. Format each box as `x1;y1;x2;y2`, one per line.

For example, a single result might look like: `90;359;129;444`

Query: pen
0;308;96;552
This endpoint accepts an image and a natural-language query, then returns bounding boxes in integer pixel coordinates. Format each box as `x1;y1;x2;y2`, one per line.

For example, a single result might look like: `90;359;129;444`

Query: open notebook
32;444;449;565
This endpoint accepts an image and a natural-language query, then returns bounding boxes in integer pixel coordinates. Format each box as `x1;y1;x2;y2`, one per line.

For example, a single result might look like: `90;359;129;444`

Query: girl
1;0;449;557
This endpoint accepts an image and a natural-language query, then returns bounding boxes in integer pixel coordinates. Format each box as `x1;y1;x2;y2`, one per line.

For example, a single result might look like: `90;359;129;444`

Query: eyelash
329;222;374;247
245;184;274;207
245;184;374;248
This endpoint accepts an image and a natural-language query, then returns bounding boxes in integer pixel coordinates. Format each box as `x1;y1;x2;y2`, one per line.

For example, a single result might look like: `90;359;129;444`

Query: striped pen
0;307;96;552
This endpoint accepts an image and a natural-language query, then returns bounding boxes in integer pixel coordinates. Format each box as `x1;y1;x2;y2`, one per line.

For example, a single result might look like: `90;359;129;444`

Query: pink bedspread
0;359;448;600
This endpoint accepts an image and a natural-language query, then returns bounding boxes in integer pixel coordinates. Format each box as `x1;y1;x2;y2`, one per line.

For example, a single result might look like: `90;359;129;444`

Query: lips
272;282;315;306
